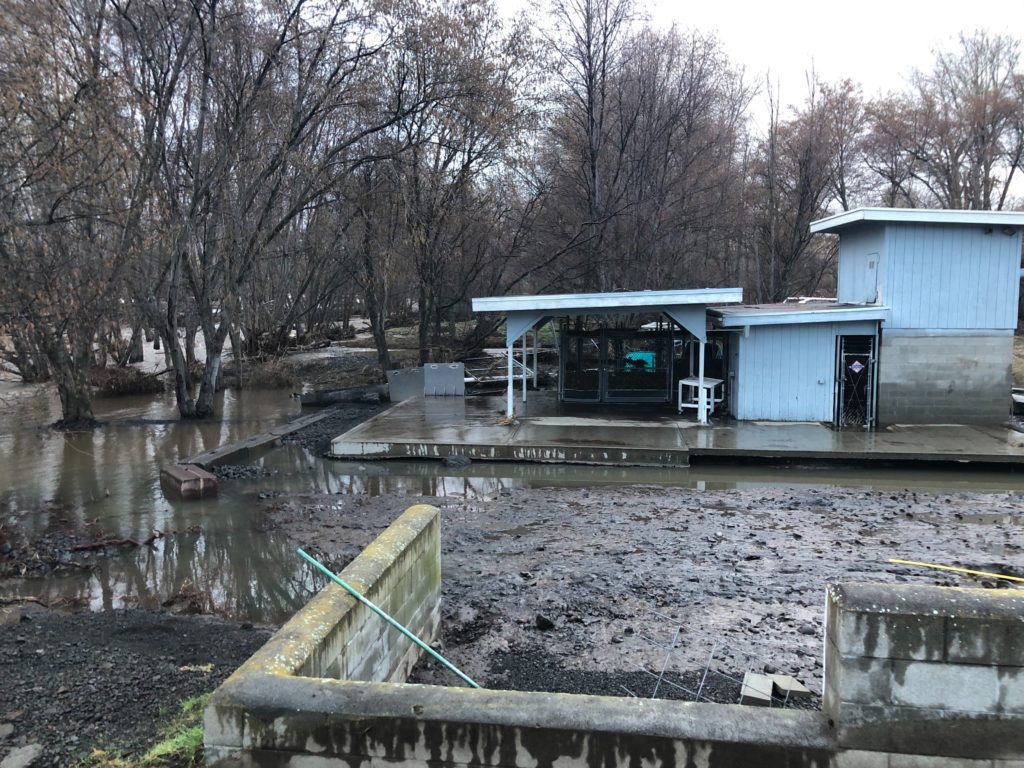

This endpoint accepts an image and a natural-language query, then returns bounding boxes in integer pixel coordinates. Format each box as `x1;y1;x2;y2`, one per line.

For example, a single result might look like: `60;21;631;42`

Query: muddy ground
0;606;272;766
265;484;1024;702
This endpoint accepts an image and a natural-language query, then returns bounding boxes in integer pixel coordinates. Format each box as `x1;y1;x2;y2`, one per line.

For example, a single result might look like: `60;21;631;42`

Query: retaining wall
205;503;441;763
825;582;1024;760
206;510;1024;766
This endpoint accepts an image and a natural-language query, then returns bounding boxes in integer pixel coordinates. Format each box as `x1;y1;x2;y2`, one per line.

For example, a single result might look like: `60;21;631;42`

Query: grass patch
80;694;209;768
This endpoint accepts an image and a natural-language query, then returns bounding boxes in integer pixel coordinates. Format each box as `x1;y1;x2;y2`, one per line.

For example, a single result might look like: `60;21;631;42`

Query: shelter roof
472;288;743;344
810;207;1024;234
472;288;742;314
710;302;890;328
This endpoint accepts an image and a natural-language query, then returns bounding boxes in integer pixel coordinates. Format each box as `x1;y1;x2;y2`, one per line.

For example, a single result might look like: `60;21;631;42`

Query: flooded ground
0;383;317;622
2;379;1023;626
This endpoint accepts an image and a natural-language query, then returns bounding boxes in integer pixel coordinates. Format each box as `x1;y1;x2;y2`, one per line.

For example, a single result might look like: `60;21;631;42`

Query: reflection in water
0;384;313;622
255;445;1024;497
1;520;318;623
2;381;1022;624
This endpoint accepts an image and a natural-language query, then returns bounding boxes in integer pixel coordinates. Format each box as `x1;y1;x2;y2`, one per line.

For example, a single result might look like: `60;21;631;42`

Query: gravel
0;608;272;766
280;403;385;455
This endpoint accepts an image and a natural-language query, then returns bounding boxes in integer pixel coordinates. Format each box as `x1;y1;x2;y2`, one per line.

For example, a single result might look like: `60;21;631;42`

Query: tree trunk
417;284;430;365
184;326;198;369
193;325;228;418
229;325;243;389
48;337;95;427
163;329;197;418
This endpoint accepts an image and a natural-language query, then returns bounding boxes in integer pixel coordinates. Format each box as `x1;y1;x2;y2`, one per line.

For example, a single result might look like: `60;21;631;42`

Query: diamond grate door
835;335;876;429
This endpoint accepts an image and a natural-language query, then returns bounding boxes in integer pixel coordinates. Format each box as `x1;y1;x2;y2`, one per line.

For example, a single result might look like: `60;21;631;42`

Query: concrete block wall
205;504;441;763
825;583;1024;760
877;334;1013;425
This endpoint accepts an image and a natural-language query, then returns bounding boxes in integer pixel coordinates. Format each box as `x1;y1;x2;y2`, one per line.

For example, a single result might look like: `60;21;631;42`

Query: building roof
710;302;890;328
472;288;742;314
473;288;743;344
810;207;1024;234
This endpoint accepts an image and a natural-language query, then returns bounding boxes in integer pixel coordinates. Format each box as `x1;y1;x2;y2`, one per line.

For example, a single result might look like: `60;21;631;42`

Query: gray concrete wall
205;503;441;763
877;334;1013;425
206;509;1024;767
825;582;1024;760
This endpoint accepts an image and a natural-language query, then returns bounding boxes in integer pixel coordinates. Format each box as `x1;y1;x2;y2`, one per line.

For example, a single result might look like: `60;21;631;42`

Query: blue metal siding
837;226;884;304
884;224;1022;330
735;321;878;422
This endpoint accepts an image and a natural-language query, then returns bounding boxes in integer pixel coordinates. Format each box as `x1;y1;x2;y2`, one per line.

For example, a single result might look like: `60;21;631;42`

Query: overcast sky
650;0;1024;101
502;0;1024;120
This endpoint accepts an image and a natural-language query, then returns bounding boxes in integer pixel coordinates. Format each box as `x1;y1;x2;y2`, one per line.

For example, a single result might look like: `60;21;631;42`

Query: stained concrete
329;393;1024;467
825;583;1024;759
878;335;1014;426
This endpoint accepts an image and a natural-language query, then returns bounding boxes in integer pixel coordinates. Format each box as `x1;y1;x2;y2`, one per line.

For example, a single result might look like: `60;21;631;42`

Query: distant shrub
89;367;165;397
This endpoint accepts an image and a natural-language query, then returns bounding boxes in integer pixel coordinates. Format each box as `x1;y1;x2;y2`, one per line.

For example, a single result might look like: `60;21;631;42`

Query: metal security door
834;335;876;429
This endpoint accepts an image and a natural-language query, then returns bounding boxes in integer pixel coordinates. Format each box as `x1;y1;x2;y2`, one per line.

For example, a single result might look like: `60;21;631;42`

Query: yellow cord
888;558;1024;584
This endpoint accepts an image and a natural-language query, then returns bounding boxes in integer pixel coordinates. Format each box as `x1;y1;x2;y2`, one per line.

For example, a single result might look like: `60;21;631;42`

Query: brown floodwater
1;381;1022;624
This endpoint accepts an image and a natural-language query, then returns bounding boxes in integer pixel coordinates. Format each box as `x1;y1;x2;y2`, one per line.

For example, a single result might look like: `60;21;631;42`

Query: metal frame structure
472;288;744;421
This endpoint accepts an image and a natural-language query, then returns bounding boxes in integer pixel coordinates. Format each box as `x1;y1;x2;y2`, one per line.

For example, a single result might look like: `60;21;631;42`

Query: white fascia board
472;287;743;313
715;307;890;328
811;207;1024;233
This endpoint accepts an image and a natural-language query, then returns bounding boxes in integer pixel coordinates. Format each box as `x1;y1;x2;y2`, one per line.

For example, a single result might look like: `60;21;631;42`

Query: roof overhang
711;305;890;328
810;207;1024;234
473;288;744;345
472;288;742;313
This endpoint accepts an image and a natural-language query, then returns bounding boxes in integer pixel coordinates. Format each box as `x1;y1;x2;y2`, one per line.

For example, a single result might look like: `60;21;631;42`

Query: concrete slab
159;464;218;500
328;393;1024;468
770;674;812;700
330;396;692;467
741;672;774;706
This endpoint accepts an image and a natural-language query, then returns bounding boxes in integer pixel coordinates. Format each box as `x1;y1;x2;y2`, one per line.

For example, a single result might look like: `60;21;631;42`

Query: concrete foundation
878;335;1013;425
329;394;1024;467
206;505;1024;767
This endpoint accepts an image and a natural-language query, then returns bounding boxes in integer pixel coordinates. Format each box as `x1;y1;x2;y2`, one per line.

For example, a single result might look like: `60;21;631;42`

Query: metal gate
834;335;876;429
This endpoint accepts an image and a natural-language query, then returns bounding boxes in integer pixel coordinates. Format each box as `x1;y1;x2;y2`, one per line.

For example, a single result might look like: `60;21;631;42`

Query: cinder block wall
825;582;1024;759
205;504;441;763
877;334;1012;424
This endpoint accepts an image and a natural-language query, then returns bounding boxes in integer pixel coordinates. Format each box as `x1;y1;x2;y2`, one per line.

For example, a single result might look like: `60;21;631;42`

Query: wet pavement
330;393;1024;466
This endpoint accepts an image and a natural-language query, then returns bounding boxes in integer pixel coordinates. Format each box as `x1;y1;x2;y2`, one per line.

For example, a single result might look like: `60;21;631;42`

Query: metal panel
423;363;465;397
386;368;424;402
885;223;1021;330
735;321;878;422
836;226;884;304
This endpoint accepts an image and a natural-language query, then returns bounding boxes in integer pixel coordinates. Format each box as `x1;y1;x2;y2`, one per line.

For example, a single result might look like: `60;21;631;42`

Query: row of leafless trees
1;0;1022;424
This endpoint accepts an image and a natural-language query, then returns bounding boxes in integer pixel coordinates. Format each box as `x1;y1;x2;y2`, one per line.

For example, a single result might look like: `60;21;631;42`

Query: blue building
710;208;1024;426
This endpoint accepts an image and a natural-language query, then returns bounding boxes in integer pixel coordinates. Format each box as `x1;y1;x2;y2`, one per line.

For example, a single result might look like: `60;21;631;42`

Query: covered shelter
471;288;743;422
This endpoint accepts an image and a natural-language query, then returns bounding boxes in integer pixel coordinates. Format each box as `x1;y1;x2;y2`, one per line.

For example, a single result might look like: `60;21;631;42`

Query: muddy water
2;381;1023;624
0;384;317;622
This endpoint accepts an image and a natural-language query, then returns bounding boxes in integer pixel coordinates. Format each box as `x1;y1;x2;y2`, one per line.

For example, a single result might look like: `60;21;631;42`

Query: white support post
532;327;539;388
698;339;707;425
506;344;514;418
521;332;527;402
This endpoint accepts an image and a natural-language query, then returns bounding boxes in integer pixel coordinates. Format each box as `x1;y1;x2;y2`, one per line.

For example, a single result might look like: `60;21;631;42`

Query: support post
698;339;707;425
521;332;527;402
506;344;514;418
532;327;539;388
